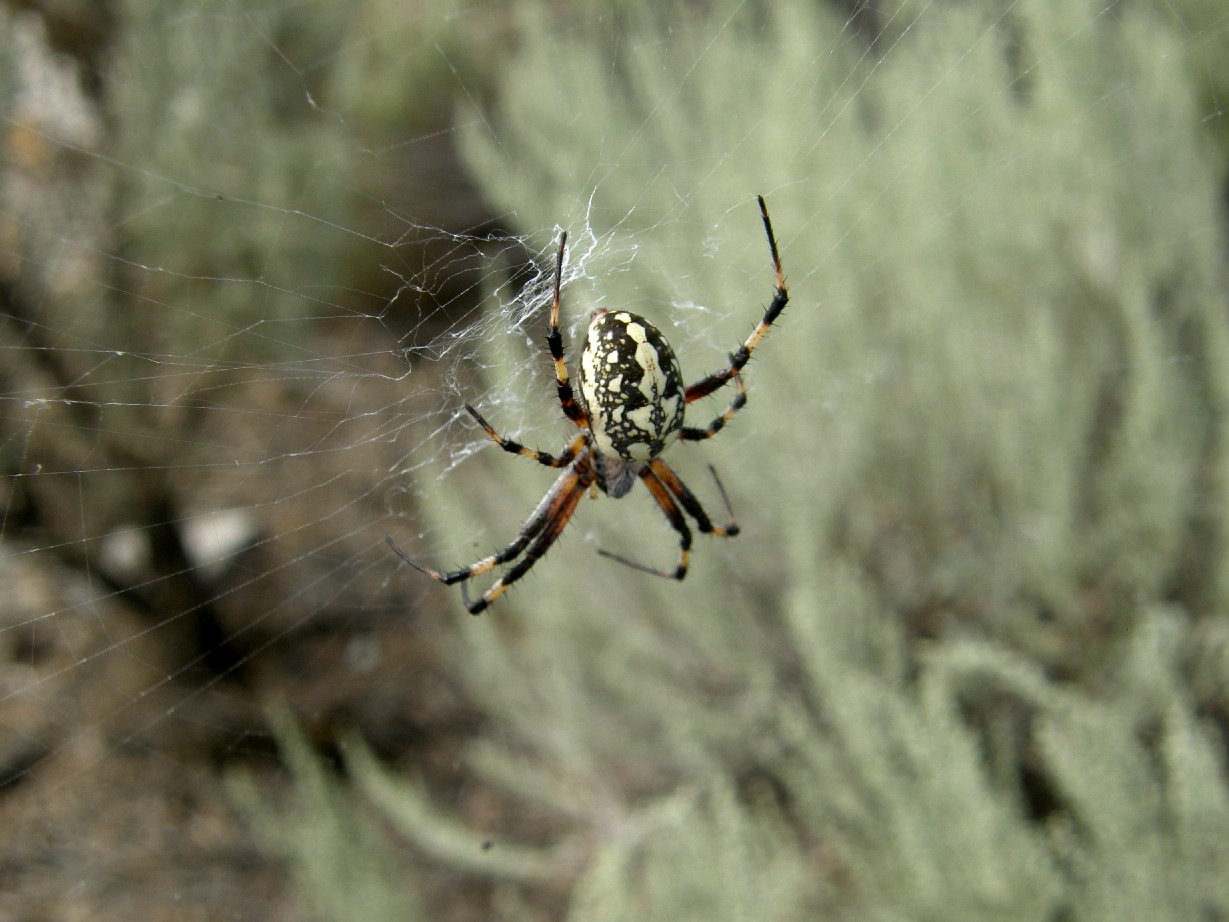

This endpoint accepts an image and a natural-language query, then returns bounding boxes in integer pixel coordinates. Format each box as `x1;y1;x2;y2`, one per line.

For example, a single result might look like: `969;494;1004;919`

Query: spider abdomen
579;309;686;467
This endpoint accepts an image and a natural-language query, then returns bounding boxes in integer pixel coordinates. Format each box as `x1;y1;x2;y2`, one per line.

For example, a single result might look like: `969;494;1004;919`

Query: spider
388;195;788;614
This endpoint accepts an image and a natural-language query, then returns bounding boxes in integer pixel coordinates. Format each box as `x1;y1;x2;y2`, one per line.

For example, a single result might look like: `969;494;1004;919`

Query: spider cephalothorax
389;196;788;614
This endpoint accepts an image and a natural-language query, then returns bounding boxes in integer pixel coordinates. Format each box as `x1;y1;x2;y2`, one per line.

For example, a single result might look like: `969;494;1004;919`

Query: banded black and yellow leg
679;364;746;442
388;466;593;613
386;520;537;588
467;404;585;468
544;231;587;427
461;470;590;614
648;458;739;538
684;195;789;403
597;466;693;580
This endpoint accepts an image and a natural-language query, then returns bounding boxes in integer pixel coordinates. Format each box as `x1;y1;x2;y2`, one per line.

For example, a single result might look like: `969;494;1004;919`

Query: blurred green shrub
229;707;425;922
235;0;1229;918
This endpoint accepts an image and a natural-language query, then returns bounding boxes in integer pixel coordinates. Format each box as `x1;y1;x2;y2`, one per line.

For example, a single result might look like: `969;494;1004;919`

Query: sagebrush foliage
229;708;425;922
236;0;1229;918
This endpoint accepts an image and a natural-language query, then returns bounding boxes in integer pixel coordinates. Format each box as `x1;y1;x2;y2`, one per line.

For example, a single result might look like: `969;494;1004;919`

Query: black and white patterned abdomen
579;309;685;462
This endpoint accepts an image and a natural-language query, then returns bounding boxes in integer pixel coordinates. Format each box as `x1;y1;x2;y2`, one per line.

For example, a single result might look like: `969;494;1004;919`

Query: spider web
1;0;1227;918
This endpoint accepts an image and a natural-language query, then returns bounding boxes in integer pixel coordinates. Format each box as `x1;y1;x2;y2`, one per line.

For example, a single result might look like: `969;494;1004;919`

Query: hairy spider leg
648;459;739;538
466;405;587;468
383;419;583;583
545;231;587;426
460;467;591;614
683;195;788;403
679;363;746;442
598;469;692;579
387;460;593;612
386;353;589;611
597;459;739;579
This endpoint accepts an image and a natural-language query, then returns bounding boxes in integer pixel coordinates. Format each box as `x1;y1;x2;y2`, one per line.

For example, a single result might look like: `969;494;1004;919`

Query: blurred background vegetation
2;0;1229;919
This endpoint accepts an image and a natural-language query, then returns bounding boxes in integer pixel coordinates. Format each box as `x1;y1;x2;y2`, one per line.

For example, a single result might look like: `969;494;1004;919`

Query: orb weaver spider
388;195;788;614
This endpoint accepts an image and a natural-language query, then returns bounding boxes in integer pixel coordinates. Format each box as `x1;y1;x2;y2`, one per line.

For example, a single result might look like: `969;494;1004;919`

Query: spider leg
388;465;580;585
597;459;741;579
388;466;591;615
683;195;788;403
461;469;590;614
467;404;586;468
544;232;588;427
647;458;739;538
679;360;746;442
598;468;693;580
